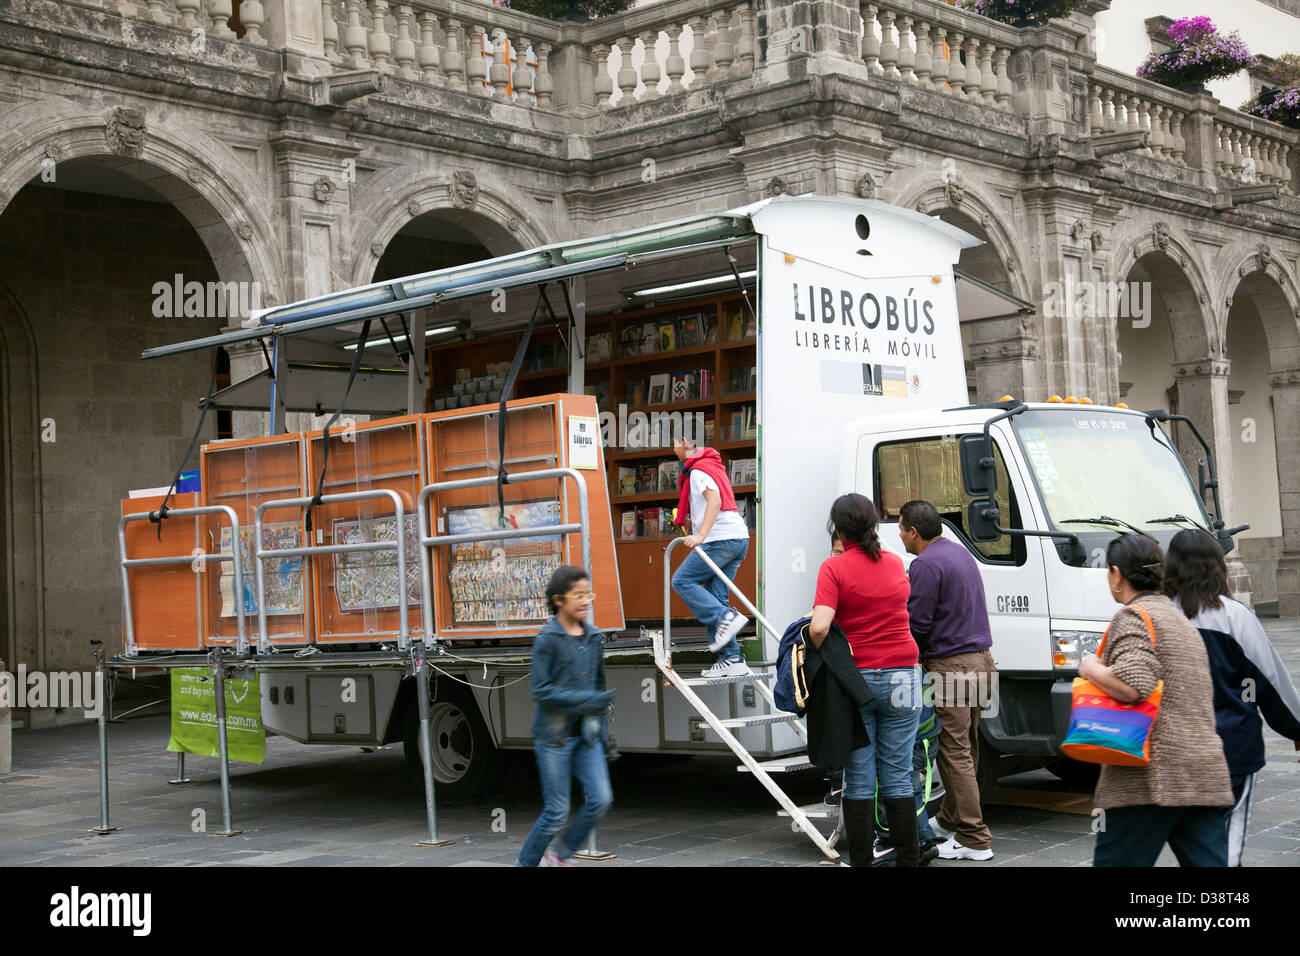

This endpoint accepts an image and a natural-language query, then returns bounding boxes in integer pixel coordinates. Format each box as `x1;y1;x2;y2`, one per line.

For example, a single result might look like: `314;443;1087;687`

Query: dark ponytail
1163;528;1228;618
1105;533;1165;593
828;493;882;561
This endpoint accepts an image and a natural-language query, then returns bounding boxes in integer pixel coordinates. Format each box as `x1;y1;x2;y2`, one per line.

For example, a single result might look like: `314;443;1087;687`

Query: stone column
1174;358;1252;600
1179;93;1222;192
261;0;328;63
963;313;1040;402
1270;370;1300;617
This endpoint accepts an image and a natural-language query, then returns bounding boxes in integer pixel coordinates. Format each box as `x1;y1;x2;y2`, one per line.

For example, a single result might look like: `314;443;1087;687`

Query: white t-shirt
689;469;750;542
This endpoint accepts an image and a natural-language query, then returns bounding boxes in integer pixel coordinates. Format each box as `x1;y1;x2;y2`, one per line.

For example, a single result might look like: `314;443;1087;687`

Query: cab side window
874;436;1026;565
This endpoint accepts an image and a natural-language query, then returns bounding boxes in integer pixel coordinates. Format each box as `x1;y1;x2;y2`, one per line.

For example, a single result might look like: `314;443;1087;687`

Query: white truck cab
843;398;1219;785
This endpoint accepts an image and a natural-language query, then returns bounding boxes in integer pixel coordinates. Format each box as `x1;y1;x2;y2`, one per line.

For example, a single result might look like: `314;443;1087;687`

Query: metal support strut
413;646;454;847
89;642;121;835
208;647;245;837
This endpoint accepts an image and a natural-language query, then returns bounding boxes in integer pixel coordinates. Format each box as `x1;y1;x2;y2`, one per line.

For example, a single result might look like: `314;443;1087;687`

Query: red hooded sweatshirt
673;447;738;530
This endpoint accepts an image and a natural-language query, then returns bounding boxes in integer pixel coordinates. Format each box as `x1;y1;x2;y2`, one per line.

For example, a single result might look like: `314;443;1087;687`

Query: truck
114;195;1242;859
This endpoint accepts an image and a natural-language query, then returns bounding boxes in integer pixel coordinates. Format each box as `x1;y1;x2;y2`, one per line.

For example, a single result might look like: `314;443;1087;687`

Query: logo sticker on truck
996;594;1031;614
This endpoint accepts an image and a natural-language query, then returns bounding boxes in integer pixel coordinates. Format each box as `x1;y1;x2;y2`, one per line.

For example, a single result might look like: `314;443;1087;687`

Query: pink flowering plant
1241;53;1300;127
1137;17;1257;89
962;0;1090;26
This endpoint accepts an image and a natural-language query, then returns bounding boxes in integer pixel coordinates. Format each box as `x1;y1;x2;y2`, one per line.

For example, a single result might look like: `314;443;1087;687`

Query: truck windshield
1011;408;1209;538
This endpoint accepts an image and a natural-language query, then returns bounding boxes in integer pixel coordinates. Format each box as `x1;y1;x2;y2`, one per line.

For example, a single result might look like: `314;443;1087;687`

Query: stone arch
0;277;42;670
1217;244;1300;370
0;103;284;308
1109;221;1216;363
894;177;1032;304
348;170;556;288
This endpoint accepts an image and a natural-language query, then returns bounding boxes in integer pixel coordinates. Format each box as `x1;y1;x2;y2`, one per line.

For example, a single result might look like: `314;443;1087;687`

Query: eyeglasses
562;592;596;601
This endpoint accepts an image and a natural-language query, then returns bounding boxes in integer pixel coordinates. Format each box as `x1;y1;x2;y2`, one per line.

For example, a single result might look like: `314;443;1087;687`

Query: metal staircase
657;538;841;862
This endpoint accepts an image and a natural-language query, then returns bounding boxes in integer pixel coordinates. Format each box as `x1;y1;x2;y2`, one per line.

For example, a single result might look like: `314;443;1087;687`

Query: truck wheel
402;683;501;802
1046;756;1100;789
975;737;1001;805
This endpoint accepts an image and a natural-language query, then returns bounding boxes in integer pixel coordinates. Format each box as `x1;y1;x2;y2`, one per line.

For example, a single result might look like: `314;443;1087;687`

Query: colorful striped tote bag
1061;606;1164;767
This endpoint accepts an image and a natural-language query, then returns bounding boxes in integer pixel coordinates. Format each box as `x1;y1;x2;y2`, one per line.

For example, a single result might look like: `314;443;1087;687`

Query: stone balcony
6;0;1297;220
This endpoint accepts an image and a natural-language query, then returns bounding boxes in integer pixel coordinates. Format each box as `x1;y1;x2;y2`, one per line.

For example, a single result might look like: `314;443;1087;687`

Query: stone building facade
2;0;1299;711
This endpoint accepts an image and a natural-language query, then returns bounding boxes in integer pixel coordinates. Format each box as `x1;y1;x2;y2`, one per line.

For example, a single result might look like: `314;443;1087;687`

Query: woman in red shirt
809;493;922;866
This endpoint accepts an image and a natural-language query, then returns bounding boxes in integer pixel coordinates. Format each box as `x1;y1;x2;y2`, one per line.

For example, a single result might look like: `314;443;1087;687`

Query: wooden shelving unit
427;291;759;623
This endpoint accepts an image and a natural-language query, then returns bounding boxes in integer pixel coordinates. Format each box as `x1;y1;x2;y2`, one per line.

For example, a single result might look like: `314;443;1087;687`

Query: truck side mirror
967;499;1001;542
959;435;994;496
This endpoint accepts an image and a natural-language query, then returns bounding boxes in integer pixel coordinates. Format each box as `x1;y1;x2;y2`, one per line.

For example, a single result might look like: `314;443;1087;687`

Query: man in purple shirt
899;499;998;862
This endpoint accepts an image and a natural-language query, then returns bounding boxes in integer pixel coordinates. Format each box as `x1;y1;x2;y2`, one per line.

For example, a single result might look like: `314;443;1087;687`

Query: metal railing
252;488;411;653
118;505;248;655
415;467;591;645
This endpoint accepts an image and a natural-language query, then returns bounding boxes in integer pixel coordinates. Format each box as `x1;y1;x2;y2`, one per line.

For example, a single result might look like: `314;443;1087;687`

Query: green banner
167;667;265;764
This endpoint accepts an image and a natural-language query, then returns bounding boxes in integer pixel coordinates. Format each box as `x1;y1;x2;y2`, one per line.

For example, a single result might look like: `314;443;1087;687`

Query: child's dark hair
1105;533;1165;593
1163;528;1228;619
827;493;882;560
546;565;591;612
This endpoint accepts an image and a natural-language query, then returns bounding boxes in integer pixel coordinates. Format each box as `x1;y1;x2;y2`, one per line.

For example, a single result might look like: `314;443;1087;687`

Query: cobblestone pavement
2;621;1298;868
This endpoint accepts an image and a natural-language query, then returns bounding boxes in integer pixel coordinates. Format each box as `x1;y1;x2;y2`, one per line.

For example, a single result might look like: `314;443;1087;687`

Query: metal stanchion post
413;648;453;847
209;647;245;837
168;752;191;785
88;642;121;835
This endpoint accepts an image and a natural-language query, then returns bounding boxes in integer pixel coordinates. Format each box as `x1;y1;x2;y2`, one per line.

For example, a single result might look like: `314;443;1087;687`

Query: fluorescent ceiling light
631;270;757;298
342;324;459;350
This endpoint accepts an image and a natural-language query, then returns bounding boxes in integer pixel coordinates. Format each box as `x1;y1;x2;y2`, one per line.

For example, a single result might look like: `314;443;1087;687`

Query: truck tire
975;736;1001;805
402;682;501;802
1046;756;1101;789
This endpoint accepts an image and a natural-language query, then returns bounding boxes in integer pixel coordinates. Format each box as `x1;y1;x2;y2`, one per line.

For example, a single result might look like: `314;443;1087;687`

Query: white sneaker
935;836;993;861
701;658;751;679
709;610;749;652
929;816;955;840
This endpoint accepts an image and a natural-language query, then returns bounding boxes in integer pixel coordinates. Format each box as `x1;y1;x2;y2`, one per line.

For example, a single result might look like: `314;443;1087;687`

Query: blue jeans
516;736;613;866
671;537;749;661
844;666;922;801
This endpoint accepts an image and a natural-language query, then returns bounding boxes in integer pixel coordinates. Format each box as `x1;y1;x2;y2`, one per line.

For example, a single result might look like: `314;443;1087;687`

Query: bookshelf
427;291;759;624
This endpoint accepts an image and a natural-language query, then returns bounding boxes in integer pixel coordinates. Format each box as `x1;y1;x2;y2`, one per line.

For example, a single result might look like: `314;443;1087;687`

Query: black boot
883;797;920;867
840;798;875;868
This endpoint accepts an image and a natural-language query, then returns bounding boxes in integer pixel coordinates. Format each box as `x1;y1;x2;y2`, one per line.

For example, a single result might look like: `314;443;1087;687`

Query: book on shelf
702;312;718;345
729;457;757;487
729;410;744;441
637;463;658;493
726;307;745;342
647;373;670;406
703;410;716;444
677;313;701;349
658;459;681;492
658;321;676;353
642;506;660;534
699;369;714;398
742;405;756;439
617;466;637;496
727;366;756;394
620;324;641;357
584;380;611;414
743;310;757;338
626;380;646;407
641;322;659;354
671;371;694;402
586;330;612;364
621;510;637;538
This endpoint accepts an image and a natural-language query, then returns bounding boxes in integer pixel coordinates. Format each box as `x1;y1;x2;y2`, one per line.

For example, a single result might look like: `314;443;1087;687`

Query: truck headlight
1051;630;1103;670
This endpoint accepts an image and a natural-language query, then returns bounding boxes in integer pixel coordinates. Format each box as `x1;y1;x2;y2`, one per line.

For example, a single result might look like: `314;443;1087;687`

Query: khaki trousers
925;649;996;851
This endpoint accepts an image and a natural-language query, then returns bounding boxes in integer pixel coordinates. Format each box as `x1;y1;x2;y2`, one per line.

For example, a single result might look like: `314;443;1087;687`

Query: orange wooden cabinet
620;534;758;621
422;393;623;639
303;415;427;645
120;492;204;652
199;433;311;647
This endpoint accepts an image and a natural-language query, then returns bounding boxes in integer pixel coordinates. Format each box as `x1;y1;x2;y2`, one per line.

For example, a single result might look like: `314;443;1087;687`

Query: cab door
856;431;1051;674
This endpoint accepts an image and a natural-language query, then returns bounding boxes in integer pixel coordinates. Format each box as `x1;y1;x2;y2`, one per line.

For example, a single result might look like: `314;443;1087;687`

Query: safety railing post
412;646;453;847
209;647;245;837
88;642;121;835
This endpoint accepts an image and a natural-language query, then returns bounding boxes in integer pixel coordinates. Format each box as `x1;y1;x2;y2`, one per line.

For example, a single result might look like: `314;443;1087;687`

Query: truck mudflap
976;675;1072;758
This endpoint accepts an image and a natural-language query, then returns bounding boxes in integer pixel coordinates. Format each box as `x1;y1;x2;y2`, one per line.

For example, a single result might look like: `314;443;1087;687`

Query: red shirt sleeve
814;558;839;611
